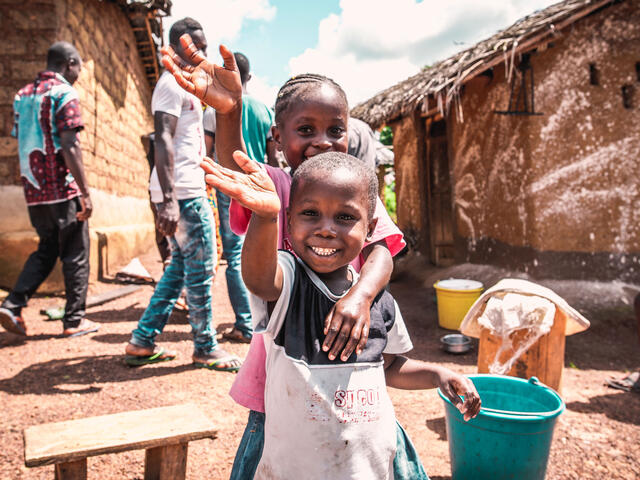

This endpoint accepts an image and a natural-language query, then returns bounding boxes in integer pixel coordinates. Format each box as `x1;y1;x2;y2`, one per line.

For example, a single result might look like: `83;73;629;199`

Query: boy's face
287;169;376;275
273;84;348;171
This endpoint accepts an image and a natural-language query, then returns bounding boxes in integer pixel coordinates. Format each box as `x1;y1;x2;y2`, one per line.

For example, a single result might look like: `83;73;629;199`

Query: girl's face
273;84;349;171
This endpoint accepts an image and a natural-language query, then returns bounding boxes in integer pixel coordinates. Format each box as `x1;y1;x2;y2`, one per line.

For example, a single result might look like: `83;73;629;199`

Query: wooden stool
24;403;217;480
477;309;567;392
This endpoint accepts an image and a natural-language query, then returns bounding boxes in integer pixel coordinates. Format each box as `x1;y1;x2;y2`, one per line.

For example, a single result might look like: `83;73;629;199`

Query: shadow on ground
567;391;640;425
425;416;447;441
0;355;193;395
91;331;192;345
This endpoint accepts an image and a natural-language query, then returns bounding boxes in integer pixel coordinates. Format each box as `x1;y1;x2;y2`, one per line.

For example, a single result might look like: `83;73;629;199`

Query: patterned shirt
12;71;84;206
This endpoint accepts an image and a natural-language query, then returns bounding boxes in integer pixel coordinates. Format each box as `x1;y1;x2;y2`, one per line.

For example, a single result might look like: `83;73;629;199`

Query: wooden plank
24;404;217;467
477;308;567;392
145;443;188;480
54;459;86;480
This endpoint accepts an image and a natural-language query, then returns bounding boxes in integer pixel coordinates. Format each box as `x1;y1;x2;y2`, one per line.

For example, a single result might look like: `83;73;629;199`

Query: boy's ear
366;217;378;241
272;125;283;152
286;207;291;229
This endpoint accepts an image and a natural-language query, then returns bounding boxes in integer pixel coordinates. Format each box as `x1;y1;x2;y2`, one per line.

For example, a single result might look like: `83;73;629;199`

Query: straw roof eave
351;0;619;129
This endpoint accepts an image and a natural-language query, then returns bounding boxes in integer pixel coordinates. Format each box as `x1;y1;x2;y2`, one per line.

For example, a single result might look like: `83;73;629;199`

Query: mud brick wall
448;1;640;280
0;0;158;291
0;0;153;198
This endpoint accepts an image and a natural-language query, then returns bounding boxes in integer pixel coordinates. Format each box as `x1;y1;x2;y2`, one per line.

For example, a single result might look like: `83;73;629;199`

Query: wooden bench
24;403;217;480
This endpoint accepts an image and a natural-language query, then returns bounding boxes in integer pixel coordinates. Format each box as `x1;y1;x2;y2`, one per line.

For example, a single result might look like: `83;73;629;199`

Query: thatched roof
114;0;172;86
351;0;619;128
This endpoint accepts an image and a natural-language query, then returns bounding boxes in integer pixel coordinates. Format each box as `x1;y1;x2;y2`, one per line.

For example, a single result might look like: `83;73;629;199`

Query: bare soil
0;251;638;479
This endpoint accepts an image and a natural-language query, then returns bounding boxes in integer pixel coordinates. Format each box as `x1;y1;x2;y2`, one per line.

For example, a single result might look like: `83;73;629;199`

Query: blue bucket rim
438;374;565;421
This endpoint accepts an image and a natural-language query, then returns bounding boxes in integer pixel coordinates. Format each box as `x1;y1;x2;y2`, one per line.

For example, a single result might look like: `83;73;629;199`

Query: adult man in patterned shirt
0;41;99;338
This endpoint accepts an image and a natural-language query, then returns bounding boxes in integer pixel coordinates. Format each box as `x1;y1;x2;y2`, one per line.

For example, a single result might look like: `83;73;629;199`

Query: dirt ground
0;250;638;479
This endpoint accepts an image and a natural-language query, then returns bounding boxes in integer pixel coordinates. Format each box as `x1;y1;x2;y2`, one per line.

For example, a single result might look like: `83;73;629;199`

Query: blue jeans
130;197;217;355
229;410;429;479
216;191;252;337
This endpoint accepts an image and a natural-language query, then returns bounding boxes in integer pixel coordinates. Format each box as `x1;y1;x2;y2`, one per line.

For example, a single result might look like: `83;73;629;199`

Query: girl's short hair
274;74;348;125
290;152;378;220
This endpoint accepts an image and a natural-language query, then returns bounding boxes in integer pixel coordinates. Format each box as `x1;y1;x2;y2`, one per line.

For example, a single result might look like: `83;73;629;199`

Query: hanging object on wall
495;53;543;116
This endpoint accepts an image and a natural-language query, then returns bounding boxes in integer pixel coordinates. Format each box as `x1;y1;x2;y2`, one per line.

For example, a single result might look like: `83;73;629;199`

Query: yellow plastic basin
434;279;484;330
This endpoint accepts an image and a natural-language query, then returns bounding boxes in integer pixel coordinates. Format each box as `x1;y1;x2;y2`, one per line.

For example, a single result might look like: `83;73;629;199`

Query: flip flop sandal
125;348;177;367
0;308;27;336
222;328;252;344
606;371;640;393
193;355;242;372
62;320;100;338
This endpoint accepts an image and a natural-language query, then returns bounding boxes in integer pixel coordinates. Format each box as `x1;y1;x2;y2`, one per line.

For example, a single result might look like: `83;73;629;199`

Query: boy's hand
438;372;481;421
200;151;280;218
162;36;242;114
323;290;370;361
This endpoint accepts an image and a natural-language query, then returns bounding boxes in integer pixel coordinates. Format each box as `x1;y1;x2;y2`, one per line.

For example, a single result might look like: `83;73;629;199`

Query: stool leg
54;459;87;480
144;443;188;480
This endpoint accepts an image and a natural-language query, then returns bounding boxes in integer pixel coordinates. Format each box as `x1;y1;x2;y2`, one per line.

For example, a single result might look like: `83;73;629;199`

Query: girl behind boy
162;36;427;478
204;151;481;479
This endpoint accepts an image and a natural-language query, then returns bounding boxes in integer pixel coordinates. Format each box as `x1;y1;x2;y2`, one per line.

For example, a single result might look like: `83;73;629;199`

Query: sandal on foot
606;371;640;393
62;319;100;338
125;348;177;367
193;355;242;372
0;307;26;336
174;296;189;312
222;327;251;344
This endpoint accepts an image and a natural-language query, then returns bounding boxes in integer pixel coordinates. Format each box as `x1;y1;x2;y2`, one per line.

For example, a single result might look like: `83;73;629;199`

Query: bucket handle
478;377;557;417
480;406;550;417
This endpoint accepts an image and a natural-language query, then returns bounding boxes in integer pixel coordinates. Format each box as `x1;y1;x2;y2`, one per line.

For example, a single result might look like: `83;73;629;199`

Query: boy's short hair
290;152;378;219
234;52;250;84
169;17;203;47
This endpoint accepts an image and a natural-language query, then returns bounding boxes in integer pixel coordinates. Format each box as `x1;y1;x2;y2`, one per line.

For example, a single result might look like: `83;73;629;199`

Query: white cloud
246;74;280;108
289;0;558;105
166;0;276;48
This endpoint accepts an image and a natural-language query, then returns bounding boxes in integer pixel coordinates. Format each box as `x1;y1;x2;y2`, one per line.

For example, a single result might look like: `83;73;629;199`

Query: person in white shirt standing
124;18;241;372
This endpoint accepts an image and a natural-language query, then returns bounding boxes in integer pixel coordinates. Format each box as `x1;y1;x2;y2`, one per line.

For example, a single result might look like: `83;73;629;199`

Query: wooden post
477;308;567;392
54;459;87;480
144;443;188;480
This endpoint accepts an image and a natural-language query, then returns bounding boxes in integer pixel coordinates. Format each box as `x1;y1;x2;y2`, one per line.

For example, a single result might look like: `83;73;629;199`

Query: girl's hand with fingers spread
162;35;242;113
200;151;280;219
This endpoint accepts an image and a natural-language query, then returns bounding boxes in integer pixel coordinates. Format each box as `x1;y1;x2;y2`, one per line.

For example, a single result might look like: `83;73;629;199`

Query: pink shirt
229;165;406;412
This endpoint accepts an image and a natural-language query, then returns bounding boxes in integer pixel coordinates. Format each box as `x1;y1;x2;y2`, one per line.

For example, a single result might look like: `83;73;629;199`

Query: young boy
204;150;481;479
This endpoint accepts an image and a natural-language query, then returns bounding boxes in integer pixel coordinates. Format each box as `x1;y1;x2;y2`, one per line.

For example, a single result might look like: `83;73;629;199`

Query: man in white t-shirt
125;18;241;372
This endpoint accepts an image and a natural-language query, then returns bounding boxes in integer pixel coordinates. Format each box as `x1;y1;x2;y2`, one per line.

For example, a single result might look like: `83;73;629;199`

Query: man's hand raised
162;35;242;114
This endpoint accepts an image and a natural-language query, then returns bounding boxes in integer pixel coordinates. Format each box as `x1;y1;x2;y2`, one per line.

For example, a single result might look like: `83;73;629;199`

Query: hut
0;0;171;291
352;0;640;282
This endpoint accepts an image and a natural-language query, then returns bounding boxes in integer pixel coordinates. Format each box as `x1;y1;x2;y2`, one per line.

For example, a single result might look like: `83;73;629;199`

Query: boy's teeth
311;246;337;256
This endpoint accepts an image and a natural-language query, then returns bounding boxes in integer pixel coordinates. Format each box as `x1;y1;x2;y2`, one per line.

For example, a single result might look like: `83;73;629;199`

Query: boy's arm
161;36;246;173
201;152;283;301
383;354;482;421
323;240;392;361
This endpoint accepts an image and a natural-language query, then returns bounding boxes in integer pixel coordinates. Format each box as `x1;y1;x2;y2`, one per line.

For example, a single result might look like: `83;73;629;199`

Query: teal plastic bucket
438;375;564;480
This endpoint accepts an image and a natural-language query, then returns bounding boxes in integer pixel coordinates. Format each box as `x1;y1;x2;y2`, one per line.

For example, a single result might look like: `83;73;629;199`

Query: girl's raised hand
162;35;242;114
201;151;281;219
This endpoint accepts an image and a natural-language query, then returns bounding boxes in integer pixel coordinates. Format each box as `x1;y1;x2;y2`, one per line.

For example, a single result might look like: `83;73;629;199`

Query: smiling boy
203;150;480;479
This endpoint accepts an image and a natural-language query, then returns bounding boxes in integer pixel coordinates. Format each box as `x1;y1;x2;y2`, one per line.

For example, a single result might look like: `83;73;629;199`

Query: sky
166;0;559;109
